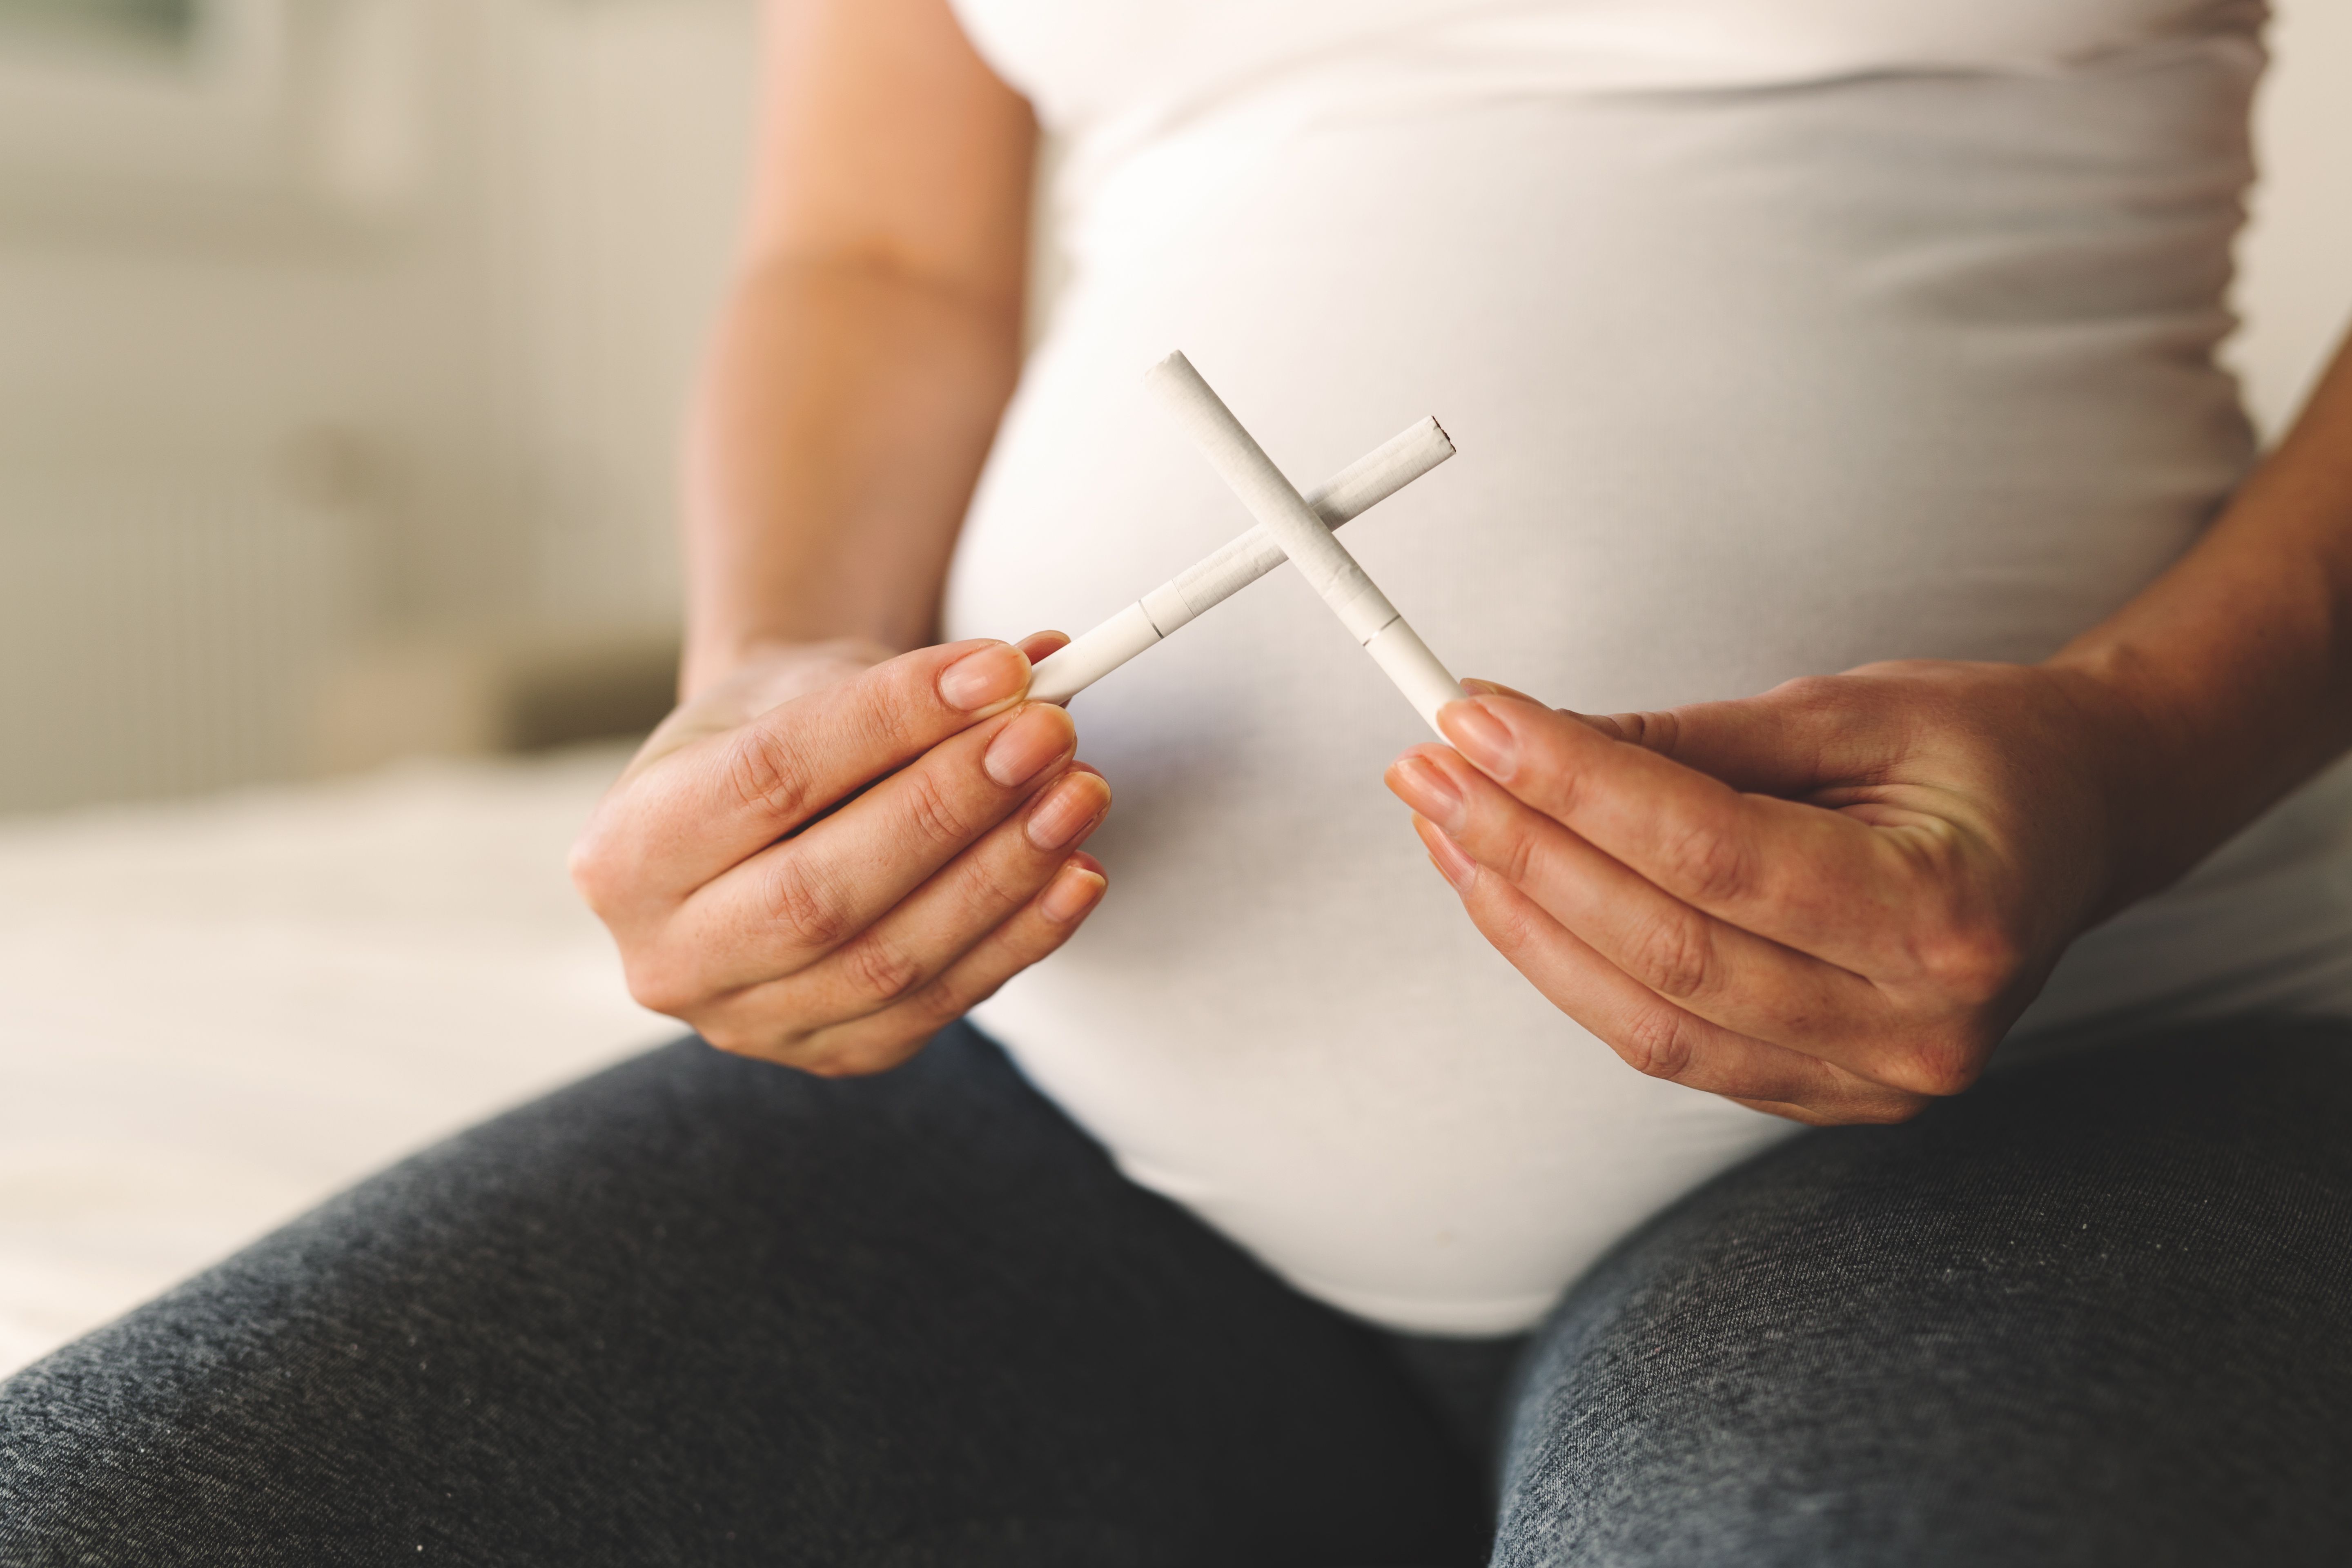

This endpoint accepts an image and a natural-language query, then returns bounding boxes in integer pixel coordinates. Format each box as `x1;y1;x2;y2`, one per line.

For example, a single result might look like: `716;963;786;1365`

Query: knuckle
834;932;929;1008
761;857;852;952
899;979;969;1031
1768;674;1877;736
566;811;638;911
1658;823;1753;906
1875;1032;1983;1098
821;668;938;777
1773;675;1848;716
621;957;698;1019
566;834;611;906
1907;913;2024;1005
1623;909;1716;1000
723;729;817;824
1616;1004;1698;1082
1607;708;1682;754
1478;892;1547;956
931;860;1035;945
854;662;927;739
898;766;976;850
957;857;1031;924
1490;820;1541;887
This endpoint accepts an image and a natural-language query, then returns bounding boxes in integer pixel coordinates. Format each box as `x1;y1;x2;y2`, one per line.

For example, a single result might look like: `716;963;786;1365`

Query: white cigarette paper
1140;352;1466;734
1029;417;1452;705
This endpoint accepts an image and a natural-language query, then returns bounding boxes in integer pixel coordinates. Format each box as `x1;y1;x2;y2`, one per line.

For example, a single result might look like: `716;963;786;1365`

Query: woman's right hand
570;634;1110;1076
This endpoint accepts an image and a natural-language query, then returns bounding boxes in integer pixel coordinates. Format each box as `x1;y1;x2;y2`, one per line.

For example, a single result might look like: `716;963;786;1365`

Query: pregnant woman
8;0;2352;1561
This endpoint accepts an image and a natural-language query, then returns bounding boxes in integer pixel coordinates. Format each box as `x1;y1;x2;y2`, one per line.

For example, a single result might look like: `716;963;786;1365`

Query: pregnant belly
937;62;2257;1331
955;67;2249;710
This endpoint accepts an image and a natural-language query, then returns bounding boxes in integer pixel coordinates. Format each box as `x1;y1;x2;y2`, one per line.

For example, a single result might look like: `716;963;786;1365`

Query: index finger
1434;693;1920;969
604;639;1034;898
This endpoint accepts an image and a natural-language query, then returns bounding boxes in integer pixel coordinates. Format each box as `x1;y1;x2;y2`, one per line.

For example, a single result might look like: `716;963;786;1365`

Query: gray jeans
5;1017;2350;1566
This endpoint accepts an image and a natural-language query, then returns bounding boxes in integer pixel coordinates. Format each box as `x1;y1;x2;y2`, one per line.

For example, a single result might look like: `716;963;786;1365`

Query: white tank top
941;0;2346;1333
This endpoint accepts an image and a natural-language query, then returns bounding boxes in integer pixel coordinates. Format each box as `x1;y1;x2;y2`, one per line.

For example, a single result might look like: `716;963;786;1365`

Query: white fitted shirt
938;0;2348;1333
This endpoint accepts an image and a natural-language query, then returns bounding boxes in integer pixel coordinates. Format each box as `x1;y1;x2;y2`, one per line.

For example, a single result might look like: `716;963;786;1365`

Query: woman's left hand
1385;661;2149;1125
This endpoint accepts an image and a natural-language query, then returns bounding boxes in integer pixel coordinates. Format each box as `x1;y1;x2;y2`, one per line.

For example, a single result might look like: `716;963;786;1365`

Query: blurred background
0;0;2344;816
0;0;764;1374
0;0;757;808
0;0;2345;1371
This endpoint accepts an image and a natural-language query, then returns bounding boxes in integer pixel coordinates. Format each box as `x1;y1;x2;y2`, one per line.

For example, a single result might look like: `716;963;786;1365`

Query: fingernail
1026;771;1108;851
984;705;1073;787
1441;698;1518;777
1040;862;1107;923
940;643;1030;712
1425;829;1478;891
1386;755;1464;833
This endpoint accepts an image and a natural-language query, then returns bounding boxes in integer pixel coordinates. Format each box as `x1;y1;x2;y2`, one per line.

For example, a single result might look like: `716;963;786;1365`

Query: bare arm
682;0;1037;695
573;0;1112;1078
2049;336;2352;910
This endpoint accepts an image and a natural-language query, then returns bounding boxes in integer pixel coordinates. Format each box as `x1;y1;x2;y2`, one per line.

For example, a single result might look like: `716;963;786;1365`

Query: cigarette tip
1426;416;1455;457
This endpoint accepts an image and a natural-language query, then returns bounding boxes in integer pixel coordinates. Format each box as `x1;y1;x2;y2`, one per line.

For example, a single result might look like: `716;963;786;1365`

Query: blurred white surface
0;744;669;1376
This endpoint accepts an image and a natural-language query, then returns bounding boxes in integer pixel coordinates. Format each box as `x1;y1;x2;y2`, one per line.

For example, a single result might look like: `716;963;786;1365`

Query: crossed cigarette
1031;352;1464;734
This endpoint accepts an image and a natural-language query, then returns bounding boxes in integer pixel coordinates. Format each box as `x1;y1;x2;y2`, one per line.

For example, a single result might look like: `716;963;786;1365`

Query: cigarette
1029;416;1453;705
1140;351;1466;734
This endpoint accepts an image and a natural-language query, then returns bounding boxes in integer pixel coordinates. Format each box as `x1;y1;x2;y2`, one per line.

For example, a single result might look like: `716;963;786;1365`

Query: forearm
2049;330;2352;905
680;255;1023;697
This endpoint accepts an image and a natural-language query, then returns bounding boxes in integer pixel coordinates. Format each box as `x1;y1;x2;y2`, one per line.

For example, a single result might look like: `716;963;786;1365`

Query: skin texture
1388;342;2352;1125
585;0;2352;1111
683;0;1037;688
